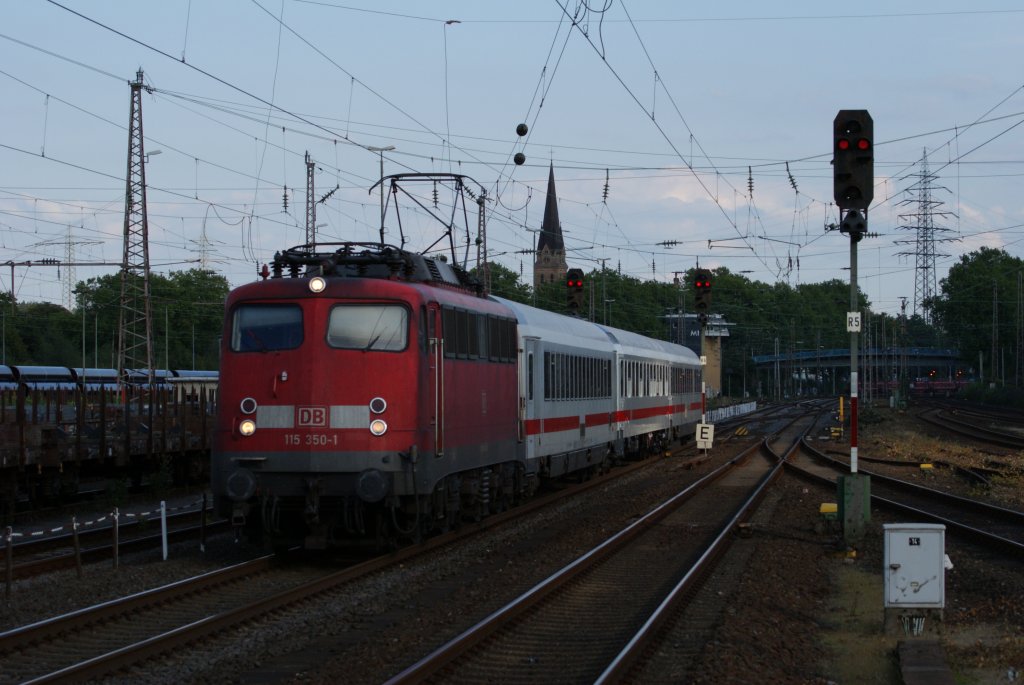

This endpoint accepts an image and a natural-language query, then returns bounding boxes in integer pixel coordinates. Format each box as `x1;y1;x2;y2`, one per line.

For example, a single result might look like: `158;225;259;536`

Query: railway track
917;406;1024;450
0;404;789;682
5;502;227;581
792;437;1024;555
382;412;817;684
0;428;729;682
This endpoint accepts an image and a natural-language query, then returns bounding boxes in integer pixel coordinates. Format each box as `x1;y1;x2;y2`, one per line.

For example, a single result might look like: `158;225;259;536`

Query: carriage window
231;304;303;352
327;305;408;351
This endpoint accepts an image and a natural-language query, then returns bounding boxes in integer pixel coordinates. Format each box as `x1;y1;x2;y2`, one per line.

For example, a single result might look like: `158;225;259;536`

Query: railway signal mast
833;109;873;544
693;268;713;440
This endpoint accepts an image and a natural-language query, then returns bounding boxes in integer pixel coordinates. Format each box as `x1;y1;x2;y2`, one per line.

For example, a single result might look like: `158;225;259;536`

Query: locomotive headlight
369;418;388;436
239;418;257;437
308;276;326;293
369;397;387;414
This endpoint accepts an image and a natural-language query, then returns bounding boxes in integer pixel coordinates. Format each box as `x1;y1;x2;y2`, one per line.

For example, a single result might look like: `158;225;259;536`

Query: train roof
596;324;700;363
492;296;699;364
12;365;75;381
0;365;15;389
170;369;219;381
11;365;77;390
492;297;612;349
71;368;120;382
255;242;482;293
124;369;174;383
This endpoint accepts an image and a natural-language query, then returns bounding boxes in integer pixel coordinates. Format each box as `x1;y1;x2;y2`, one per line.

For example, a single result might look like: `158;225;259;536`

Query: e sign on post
696;423;715;450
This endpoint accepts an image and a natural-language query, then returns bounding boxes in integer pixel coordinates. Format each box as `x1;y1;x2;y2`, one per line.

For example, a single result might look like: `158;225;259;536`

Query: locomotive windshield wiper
245;329;268;353
362;334;381;352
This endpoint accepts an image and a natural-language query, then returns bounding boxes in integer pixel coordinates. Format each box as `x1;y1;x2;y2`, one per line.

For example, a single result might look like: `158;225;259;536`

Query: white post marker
161;500;168;561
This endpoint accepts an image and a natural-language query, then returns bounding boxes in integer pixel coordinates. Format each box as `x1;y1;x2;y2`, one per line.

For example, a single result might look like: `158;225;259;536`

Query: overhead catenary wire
1;3;1020;313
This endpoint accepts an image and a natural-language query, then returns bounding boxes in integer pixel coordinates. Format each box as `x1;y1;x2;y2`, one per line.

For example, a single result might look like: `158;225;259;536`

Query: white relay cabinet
883;523;946;608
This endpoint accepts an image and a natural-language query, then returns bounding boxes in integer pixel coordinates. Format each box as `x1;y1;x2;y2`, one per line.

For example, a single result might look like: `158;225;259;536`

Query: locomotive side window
231;304;303;352
488;317;501;361
440;312;515;363
326;305;408;351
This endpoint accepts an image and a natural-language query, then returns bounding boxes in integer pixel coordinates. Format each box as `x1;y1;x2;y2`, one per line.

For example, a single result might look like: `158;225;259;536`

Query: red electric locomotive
212;176;702;550
212;243;524;548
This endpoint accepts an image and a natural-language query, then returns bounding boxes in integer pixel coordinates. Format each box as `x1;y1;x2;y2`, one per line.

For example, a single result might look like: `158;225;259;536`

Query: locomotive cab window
231;304;303;352
327;304;408;351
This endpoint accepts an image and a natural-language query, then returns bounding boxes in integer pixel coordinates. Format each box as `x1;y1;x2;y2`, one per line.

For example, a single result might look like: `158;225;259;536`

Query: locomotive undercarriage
234;428;677;550
240;460;539;550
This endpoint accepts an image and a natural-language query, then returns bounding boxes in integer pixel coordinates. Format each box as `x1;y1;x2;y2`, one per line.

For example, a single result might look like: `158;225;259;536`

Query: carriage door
521;337;540;458
428;303;444;459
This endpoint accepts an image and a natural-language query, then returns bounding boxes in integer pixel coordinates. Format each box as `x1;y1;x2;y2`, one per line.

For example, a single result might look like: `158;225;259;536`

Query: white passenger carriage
496;298;702;479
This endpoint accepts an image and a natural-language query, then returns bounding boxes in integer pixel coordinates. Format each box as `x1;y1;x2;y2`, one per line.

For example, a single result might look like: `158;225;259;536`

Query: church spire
533;163;567;288
537;163;564;252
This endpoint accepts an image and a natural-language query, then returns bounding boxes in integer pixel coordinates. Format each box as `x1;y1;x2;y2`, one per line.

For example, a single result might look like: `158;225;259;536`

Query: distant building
664;311;732;398
533;164;567;288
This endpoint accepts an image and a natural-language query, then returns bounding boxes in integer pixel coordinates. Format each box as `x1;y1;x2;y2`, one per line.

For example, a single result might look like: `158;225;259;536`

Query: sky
1;1;1022;320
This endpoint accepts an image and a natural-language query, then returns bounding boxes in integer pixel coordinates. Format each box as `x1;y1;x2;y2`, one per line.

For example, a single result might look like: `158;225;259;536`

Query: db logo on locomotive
298;406;327;427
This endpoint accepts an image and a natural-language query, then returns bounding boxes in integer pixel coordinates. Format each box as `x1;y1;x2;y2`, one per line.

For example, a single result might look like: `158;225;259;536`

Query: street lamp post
367;145;395;244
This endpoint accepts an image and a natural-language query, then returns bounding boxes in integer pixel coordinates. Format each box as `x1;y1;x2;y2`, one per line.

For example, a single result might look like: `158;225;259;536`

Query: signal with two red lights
693;269;713;315
566;267;585;312
833;109;874;210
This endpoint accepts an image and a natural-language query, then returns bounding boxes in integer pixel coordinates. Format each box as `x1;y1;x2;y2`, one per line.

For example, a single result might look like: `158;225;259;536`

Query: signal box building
682;313;729;398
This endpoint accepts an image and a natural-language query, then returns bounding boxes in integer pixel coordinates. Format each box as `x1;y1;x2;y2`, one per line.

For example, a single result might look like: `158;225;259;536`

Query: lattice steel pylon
304;151;316;247
63;225;75;311
894;149;958;322
117;69;155;388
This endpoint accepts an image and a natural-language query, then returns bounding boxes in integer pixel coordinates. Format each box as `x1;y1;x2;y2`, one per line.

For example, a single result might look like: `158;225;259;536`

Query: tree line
485;247;1024;398
1;248;1018;398
1;268;228;371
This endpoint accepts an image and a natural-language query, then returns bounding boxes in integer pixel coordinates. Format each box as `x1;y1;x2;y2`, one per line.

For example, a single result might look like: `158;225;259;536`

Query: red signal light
837;139;851;151
857;138;870;151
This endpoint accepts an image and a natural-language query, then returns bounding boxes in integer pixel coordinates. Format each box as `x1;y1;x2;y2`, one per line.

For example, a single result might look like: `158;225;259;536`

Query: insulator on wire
786;161;798;193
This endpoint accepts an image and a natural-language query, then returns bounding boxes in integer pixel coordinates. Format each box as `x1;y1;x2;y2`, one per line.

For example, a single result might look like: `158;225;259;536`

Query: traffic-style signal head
566;267;585;312
693;269;712;312
833;109;874;210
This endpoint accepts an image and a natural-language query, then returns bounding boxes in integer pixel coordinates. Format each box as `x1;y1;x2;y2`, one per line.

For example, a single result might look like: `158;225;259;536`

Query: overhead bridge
751;347;970;397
